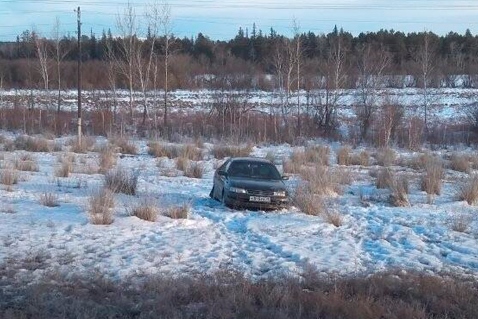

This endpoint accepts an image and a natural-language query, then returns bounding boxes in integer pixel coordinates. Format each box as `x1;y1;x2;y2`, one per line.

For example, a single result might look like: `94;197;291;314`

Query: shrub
421;157;444;196
132;203;158;222
104;168;138;195
337;146;352;165
184;161;204;178
181;144;203;161
449;213;472;233
88;188;115;225
165;204;189;219
211;144;252;159
458;174;478;205
449;153;470;173
376;148;396;167
39;192;60;207
355;150;371;166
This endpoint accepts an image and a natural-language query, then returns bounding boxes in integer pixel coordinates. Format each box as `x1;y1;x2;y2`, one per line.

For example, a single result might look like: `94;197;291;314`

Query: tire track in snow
193;197;305;277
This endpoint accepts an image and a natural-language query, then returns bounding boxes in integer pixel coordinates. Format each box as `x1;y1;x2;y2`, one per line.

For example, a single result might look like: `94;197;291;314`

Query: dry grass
293;184;325;216
300;165;345;196
110;137;137;155
449;153;471;173
148;142;203;160
55;154;74;178
337;146;352;165
458;174;478;205
39;192;60;207
389;176;410;207
69;136;96;153
353;150;371;166
14;135;52;152
14;154;39;172
449;213;472;233
99;146;117;173
421;157;444;196
305;145;330;166
184;161;205;178
376;168;394;189
175;156;189;171
164;204;190;219
0;168;19;186
1;267;477;319
211;144;252;159
88;188;115;225
376;148;397;167
104;167;138;195
324;209;344;227
132;203;159;222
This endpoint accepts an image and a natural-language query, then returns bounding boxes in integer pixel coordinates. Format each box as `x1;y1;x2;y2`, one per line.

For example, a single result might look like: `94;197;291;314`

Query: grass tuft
104;167;138;195
88;188;115;225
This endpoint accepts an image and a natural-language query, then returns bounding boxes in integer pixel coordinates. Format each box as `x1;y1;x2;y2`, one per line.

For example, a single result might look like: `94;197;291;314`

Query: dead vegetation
104;167;138;195
88;187;115;225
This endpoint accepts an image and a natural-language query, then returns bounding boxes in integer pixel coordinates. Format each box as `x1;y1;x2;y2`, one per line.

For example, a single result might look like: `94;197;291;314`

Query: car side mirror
218;171;228;177
282;175;289;180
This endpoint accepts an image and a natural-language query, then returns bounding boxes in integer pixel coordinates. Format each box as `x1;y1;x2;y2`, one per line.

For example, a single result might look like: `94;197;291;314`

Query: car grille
246;189;275;196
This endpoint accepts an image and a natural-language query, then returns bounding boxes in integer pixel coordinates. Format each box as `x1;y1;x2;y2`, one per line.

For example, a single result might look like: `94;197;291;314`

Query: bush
300;165;344;196
458;174;478;205
389;176;410;207
104;168;138;195
39;192;60;207
70;136;96;153
88;188;115;225
175;156;189;171
376;168;394;189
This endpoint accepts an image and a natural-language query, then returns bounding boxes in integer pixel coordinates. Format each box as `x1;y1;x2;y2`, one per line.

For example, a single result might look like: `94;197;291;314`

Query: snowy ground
1;137;477;284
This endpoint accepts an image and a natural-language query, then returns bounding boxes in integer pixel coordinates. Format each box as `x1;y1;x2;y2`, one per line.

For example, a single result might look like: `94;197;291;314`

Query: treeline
1;25;478;90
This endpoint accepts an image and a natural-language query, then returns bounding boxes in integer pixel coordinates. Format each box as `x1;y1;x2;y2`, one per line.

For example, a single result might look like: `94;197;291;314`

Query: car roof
229;157;272;164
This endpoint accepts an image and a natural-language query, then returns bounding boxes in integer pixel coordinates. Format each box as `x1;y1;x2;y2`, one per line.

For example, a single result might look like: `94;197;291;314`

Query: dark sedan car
210;157;290;210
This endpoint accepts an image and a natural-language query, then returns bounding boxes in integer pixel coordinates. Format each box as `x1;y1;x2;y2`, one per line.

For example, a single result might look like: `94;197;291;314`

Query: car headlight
229;187;247;194
273;190;287;197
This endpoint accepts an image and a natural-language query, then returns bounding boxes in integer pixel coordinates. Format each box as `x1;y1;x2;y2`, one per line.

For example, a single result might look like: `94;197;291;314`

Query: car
210;157;290;210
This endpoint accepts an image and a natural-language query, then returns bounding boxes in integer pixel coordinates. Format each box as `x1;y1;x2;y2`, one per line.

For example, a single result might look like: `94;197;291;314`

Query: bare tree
314;32;348;135
159;1;173;133
414;31;437;131
354;43;391;141
52;18;69;115
116;2;140;124
292;20;302;136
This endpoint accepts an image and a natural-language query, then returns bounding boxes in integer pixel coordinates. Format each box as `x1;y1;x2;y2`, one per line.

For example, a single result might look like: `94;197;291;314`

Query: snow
1;138;478;284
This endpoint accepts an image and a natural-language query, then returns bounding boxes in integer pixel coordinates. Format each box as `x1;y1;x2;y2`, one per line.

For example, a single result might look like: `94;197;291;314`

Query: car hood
228;177;287;191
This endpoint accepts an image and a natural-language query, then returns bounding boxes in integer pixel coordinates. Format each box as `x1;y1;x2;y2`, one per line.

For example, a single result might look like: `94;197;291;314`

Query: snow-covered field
1;136;477;284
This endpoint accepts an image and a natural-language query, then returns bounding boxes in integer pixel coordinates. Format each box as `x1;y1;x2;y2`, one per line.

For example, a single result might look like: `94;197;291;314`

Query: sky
1;0;478;41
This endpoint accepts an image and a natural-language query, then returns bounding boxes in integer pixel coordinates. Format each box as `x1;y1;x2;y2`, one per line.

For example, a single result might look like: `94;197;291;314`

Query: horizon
0;0;477;41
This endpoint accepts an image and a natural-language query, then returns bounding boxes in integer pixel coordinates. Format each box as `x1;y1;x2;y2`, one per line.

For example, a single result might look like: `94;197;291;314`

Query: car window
228;161;281;180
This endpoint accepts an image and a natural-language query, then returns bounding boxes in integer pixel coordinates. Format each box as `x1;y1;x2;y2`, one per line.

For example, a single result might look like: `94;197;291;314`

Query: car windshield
228;161;282;180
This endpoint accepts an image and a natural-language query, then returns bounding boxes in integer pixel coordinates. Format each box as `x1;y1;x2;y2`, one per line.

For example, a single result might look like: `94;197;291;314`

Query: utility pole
76;6;82;144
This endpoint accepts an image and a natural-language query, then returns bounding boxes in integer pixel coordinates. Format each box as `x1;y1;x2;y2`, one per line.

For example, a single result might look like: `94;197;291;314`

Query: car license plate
250;196;271;203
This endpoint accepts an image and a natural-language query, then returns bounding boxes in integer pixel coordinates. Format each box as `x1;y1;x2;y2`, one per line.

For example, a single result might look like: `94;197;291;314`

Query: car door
213;159;230;199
